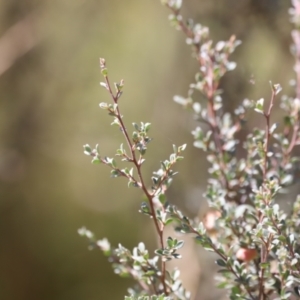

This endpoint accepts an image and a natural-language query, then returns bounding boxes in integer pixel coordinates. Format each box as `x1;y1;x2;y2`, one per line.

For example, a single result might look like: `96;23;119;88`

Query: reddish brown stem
103;73;168;295
257;89;276;300
262;90;276;180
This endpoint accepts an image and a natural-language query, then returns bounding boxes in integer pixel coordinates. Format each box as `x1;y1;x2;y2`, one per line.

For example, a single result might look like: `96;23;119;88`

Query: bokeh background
0;1;296;299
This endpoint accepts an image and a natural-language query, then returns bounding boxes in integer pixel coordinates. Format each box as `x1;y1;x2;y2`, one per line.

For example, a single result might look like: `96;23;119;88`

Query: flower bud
236;248;257;262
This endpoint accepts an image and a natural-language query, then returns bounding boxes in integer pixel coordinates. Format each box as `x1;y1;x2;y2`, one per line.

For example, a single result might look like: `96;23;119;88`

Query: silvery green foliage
81;57;190;299
78;227;188;299
163;0;300;299
80;1;300;299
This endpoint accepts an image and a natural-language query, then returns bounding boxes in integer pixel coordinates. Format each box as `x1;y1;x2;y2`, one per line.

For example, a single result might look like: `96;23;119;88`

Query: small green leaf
158;194;166;204
132;123;139;131
254;98;264;114
92;156;101;164
175;240;184;249
83;144;92;155
217;269;231;274
164;218;173;225
155;249;163;256
216;259;227;267
111;169;121;178
101;68;108;76
143;270;156;277
144;123;151;132
260;262;270;269
167;237;174;248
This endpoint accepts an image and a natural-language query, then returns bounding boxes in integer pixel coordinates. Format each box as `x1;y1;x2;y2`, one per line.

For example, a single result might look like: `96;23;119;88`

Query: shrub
79;1;300;299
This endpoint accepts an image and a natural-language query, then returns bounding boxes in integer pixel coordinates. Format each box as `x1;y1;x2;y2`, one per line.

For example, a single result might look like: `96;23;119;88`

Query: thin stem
270;216;300;271
165;4;240;204
262;90;276;180
285;123;299;155
256;89;276;300
102;70;168;295
283;28;300;159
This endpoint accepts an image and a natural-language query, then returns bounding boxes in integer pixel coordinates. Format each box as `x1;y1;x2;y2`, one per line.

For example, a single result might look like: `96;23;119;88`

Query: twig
257;88;277;300
100;59;168;295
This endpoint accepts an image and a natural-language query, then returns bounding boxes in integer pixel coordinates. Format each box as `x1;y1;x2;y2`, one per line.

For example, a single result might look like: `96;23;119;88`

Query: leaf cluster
79;1;300;299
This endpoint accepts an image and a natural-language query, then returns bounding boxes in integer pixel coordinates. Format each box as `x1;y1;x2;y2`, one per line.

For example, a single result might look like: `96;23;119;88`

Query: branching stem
101;66;168;295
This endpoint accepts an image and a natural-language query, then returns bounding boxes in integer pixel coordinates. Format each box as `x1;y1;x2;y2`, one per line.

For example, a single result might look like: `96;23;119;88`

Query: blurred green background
0;1;295;299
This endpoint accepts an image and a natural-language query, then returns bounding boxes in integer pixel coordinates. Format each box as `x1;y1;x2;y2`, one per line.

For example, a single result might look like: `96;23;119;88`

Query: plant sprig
82;58;188;298
80;1;300;299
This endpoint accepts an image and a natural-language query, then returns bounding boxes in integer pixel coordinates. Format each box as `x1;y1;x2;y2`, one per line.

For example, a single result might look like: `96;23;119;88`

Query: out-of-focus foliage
0;0;296;300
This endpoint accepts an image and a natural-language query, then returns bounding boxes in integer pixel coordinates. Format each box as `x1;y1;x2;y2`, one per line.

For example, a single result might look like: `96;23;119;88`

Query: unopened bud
236;248;257;262
99;58;106;69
